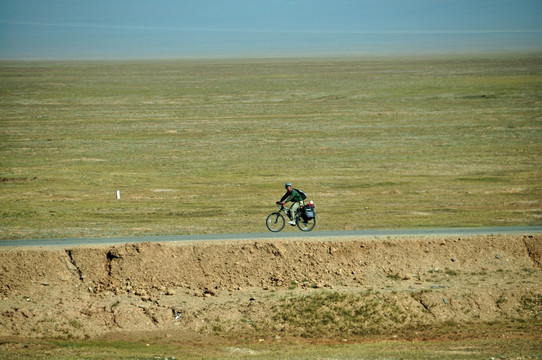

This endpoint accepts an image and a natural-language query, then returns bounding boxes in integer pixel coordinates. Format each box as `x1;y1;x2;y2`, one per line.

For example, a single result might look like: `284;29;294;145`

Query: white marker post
116;190;120;200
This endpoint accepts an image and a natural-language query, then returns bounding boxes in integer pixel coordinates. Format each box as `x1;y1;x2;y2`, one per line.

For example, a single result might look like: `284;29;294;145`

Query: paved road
0;226;540;248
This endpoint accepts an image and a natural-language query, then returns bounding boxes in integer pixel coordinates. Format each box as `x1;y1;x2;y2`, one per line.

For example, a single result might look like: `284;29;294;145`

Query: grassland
1;54;541;239
2;333;541;360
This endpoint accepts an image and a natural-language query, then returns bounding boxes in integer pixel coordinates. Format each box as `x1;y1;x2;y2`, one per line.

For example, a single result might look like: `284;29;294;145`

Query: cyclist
277;182;304;225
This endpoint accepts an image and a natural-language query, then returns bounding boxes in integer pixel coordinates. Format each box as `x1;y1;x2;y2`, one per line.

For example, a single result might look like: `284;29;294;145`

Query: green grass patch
272;291;410;337
2;335;541;360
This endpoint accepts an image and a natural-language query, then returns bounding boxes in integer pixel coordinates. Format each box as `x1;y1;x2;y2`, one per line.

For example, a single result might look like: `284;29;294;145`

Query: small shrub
69;319;83;329
386;273;401;281
445;269;459;276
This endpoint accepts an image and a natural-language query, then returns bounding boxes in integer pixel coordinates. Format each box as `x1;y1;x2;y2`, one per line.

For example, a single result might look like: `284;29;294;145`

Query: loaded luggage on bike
301;202;316;221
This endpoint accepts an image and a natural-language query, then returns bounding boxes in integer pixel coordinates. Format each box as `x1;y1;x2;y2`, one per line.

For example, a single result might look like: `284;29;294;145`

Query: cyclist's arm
280;192;290;203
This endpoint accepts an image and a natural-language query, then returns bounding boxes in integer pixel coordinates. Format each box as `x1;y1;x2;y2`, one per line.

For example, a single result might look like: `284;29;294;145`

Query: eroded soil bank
0;234;540;340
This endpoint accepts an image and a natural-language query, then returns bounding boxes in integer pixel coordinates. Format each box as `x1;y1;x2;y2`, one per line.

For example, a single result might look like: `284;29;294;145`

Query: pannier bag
303;205;315;219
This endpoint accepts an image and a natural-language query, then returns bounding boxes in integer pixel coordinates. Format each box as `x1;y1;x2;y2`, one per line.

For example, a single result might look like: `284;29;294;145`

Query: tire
266;212;285;232
297;217;316;232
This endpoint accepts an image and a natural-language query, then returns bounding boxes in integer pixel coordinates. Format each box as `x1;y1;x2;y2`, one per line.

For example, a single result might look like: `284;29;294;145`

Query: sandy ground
0;234;540;341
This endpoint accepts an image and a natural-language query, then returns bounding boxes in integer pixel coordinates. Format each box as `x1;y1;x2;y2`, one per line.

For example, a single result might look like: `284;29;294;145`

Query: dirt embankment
0;234;541;340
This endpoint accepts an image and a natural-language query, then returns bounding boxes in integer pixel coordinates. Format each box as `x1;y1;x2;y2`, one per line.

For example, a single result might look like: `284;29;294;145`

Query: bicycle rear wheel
266;212;285;232
297;217;316;232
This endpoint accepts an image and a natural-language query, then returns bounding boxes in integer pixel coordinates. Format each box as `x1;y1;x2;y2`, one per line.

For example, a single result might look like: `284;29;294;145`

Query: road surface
0;226;540;248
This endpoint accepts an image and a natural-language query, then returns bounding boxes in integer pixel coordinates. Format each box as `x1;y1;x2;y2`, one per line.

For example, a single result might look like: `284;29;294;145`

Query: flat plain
1;54;541;359
1;54;541;240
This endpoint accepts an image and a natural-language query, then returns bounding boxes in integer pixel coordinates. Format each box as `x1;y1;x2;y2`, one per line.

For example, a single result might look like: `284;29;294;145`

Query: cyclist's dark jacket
280;189;304;204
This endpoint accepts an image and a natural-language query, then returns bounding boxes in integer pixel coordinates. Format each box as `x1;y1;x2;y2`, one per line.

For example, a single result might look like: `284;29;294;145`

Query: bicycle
266;203;316;232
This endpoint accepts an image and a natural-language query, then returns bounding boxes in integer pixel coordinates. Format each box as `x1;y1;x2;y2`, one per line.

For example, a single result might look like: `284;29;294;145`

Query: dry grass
2;331;541;360
1;54;541;240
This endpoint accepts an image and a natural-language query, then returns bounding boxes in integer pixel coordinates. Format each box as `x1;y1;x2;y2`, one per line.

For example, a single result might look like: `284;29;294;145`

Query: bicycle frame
266;204;316;232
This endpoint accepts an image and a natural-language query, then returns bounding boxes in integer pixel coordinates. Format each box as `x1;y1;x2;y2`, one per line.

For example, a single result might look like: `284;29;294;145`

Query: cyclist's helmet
285;182;292;189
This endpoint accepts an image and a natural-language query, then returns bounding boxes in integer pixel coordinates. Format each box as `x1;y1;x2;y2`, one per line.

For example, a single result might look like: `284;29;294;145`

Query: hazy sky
1;0;541;59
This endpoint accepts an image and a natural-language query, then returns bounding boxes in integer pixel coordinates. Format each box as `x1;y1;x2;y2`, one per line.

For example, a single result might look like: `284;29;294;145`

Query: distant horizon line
2;49;541;62
2;20;542;35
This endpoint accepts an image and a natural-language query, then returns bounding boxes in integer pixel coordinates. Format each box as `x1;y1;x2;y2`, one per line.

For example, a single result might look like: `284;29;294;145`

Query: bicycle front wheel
266;212;285;232
297;217;316;232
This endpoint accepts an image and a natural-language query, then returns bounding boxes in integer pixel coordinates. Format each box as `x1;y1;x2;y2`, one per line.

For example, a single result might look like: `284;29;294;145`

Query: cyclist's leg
290;201;302;223
285;206;292;219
